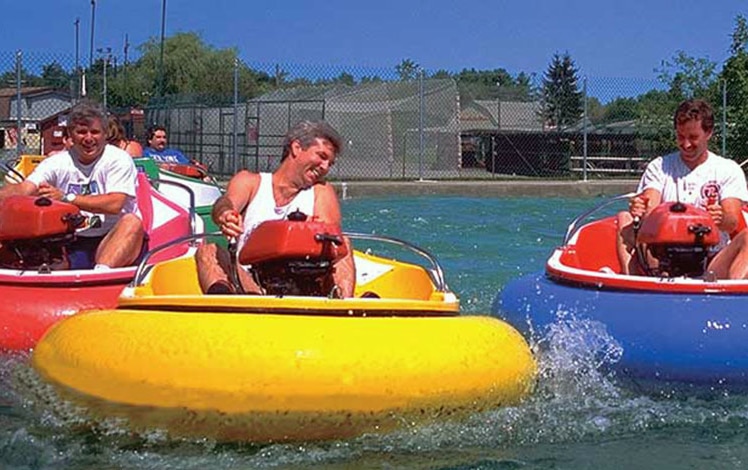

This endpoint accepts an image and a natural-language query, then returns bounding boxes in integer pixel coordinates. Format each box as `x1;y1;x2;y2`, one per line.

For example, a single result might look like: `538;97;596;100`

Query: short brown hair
147;125;167;143
674;99;714;133
281;120;343;161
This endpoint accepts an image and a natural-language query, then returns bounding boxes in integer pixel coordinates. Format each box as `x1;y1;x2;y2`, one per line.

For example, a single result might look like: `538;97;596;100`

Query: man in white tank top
196;120;355;296
0;102;145;269
616;99;748;278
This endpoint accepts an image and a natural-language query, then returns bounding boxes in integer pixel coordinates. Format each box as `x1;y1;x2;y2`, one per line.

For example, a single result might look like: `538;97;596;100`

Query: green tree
541;52;583;128
395;59;420;81
721;14;748;159
514;72;538;101
656;50;717;100
104;32;274;107
730;14;748;55
328;72;356;86
40;62;71;89
0;68;44;88
430;69;452;79
603;97;638;123
360;75;383;83
453;68;534;101
585;96;605;124
635;89;678;154
457;68;505;100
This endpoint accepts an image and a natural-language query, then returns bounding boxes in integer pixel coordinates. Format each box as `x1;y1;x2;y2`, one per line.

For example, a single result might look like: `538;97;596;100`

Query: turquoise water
2;196;748;469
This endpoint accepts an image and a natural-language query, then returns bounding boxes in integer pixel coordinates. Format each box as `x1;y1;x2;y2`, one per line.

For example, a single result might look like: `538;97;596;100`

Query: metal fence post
233;57;239;173
722;79;727;158
15;50;24;157
74;18;80;101
582;76;588;182
418;68;424;181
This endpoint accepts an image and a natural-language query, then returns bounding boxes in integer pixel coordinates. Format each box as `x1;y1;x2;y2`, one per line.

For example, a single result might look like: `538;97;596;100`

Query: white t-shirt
236;173;315;255
638;151;748;206
638;150;748;245
27;144;139;238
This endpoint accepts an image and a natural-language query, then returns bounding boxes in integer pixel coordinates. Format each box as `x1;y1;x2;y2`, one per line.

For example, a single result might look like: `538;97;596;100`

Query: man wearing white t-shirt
0;102;146;270
616;99;748;278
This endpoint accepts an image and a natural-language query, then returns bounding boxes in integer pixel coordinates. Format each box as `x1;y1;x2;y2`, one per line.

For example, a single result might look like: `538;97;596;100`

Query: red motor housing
637;202;719;246
0;196;82;241
159;162;208;180
238;216;348;296
637;202;719;277
239;219;348;266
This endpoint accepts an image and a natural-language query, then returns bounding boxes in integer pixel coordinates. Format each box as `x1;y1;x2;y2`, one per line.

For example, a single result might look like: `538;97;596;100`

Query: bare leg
331;236;356;298
616;211;637;275
708;231;748;279
95;214;145;268
195;243;261;294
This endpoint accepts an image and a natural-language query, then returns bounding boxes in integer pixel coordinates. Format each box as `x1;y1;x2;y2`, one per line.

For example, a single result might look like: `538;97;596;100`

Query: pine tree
541;52;583;129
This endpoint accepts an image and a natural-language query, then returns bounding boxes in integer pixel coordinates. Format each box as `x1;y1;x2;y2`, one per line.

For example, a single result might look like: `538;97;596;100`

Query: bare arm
314;183;355;297
713;197;743;234
629;188;662;218
211;171;260;238
71;193;129;214
0;181;37;200
35;182;129;214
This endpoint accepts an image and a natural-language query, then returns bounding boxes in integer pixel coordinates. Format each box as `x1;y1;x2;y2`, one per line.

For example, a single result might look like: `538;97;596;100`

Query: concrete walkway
332;179;639;199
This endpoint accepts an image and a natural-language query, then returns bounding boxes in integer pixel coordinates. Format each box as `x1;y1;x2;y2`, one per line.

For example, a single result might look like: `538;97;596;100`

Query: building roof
0;87;72;122
0;86;59;98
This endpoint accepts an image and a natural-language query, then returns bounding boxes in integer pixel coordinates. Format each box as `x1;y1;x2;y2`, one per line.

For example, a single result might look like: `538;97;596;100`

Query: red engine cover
159;162;207;179
0;196;80;241
638;202;720;246
239;219;348;265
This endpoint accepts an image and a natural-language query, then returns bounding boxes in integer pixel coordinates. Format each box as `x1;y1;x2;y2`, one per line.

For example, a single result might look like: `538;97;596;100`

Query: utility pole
74;17;80;100
124;34;129;66
89;0;96;68
158;0;167;97
123;34;130;89
98;47;112;111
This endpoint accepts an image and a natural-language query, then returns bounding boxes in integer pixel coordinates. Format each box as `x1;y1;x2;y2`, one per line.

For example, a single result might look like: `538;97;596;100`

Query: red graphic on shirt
701;182;721;204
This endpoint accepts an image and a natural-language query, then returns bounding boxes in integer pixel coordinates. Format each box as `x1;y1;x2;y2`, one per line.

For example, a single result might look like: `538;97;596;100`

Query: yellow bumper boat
33;229;536;442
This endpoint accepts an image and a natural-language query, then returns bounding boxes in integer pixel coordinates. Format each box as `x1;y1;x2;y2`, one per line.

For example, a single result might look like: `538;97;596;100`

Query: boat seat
560;216;622;273
135;172;192;262
730;207;748;239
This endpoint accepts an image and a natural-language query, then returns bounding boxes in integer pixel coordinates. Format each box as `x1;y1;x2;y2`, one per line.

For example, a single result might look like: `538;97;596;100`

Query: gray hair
67;101;107;129
281;120;343;161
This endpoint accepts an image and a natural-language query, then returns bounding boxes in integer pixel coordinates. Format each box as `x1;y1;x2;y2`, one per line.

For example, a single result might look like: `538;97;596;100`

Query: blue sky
2;0;746;80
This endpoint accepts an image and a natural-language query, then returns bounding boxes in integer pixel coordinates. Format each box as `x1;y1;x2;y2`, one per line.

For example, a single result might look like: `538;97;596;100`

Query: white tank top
237;173;315;254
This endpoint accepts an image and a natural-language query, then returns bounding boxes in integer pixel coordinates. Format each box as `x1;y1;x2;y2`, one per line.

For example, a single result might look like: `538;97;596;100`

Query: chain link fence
1;50;743;180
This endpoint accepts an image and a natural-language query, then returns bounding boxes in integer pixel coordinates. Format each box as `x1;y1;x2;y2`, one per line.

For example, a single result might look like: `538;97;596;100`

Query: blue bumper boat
495;195;748;393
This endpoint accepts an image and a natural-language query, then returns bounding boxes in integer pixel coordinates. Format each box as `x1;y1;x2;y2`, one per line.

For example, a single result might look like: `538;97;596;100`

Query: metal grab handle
131;231;451;294
344;231;448;292
0;160;26;184
564;192;636;245
131;231;222;286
